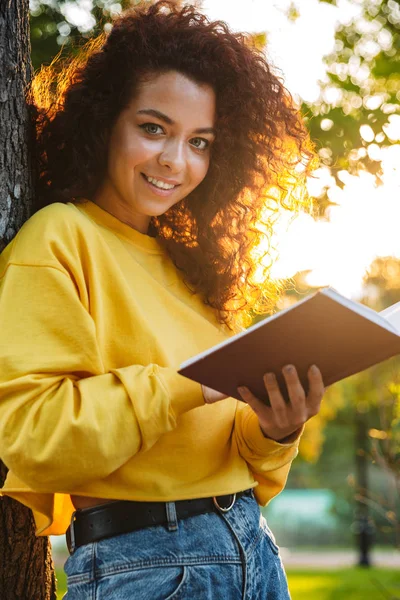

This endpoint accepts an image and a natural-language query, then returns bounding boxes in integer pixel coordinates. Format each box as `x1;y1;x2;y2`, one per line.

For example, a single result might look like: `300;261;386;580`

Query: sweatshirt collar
74;200;164;254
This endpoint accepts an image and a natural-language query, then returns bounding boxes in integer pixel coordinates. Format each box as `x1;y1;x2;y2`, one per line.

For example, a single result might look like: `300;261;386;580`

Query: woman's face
94;70;216;234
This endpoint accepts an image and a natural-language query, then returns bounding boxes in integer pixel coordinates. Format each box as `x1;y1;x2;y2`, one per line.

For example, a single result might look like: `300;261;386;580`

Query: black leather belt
66;490;250;554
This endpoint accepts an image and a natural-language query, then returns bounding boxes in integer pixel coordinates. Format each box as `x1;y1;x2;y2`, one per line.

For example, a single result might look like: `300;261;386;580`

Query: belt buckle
66;510;77;554
213;493;236;513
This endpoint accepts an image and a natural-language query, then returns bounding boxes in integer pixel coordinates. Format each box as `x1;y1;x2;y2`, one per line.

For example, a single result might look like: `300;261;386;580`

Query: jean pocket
64;544;95;583
96;564;188;600
259;516;280;556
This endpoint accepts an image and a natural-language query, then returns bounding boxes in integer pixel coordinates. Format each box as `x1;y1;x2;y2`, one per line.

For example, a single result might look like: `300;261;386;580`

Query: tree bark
0;1;57;598
0;0;33;251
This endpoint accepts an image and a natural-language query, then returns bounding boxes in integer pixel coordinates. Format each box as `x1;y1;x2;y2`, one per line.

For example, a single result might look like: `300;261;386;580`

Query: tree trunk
0;1;57;598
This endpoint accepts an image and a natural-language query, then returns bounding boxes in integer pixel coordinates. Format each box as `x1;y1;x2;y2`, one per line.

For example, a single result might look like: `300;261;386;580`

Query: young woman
0;2;325;598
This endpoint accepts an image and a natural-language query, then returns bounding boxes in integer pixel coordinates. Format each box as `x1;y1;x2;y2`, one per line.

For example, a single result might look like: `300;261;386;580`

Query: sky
202;0;350;103
202;0;400;300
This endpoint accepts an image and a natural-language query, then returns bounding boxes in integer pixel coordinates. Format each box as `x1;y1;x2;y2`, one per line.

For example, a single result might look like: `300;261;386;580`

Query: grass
56;569;67;598
287;568;400;600
55;567;400;599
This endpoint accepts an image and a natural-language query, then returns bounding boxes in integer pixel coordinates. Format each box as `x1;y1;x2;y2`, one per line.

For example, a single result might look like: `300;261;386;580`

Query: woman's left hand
238;364;325;442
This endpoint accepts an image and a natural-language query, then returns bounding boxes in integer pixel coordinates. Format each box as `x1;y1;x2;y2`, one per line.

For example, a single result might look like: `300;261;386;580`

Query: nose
158;138;185;173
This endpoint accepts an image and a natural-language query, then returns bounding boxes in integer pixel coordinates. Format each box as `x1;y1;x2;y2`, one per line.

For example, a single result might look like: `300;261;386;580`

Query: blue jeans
63;490;290;599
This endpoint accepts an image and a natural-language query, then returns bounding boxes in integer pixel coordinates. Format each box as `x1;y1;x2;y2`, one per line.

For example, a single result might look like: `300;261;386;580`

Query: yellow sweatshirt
0;200;300;536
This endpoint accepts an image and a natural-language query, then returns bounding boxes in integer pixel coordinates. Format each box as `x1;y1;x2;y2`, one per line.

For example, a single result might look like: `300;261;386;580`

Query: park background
21;0;400;597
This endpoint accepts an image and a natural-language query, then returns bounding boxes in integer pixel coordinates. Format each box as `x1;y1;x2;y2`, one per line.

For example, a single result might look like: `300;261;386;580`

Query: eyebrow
137;109;216;135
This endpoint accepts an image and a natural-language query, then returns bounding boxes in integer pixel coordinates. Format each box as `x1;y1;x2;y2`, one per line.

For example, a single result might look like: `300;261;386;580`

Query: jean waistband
66;489;252;554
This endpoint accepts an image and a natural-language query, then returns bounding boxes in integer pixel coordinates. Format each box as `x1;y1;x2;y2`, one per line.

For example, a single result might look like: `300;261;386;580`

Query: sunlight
267;149;400;299
202;0;339;103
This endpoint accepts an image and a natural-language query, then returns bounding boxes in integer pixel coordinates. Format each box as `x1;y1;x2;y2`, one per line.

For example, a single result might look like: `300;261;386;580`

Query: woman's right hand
201;385;229;404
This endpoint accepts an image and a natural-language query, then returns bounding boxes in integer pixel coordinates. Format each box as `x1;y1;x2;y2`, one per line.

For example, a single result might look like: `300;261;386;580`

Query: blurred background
32;0;400;597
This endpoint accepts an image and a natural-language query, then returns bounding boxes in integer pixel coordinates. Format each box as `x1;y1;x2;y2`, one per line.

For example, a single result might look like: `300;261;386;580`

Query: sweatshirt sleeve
233;402;303;505
0;263;204;492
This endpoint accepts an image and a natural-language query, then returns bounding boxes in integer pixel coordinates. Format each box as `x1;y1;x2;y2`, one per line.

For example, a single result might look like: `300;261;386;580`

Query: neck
93;182;151;234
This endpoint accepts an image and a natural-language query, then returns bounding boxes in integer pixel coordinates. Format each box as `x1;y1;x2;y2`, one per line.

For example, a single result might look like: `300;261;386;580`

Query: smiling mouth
141;173;180;191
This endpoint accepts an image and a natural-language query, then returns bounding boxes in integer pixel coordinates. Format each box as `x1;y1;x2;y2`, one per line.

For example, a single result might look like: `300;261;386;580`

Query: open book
178;287;400;403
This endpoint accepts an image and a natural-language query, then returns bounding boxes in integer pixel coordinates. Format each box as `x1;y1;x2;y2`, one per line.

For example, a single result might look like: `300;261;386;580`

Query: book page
380;301;400;334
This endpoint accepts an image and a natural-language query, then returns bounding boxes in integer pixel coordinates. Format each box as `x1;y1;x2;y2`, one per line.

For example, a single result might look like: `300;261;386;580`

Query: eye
190;137;209;151
140;123;164;135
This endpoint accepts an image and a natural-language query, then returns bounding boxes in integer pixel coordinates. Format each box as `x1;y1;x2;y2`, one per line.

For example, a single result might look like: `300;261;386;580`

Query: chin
148;201;181;217
146;205;171;217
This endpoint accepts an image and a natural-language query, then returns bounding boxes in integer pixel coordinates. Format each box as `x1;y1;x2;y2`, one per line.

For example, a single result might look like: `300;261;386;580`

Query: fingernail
265;373;275;383
238;386;247;393
310;364;319;374
283;365;294;374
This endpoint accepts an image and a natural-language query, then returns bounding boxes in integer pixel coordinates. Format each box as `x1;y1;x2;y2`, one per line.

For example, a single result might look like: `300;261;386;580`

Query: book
178;287;400;404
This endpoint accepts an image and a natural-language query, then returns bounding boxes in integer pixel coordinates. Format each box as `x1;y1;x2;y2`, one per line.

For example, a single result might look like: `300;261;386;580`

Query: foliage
303;0;400;212
29;0;143;71
359;257;400;546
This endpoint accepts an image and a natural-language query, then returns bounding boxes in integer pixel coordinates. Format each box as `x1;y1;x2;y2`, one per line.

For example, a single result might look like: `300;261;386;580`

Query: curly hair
32;0;316;331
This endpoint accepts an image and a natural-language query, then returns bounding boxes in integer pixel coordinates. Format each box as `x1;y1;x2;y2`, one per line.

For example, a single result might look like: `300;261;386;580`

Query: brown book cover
178;288;400;404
